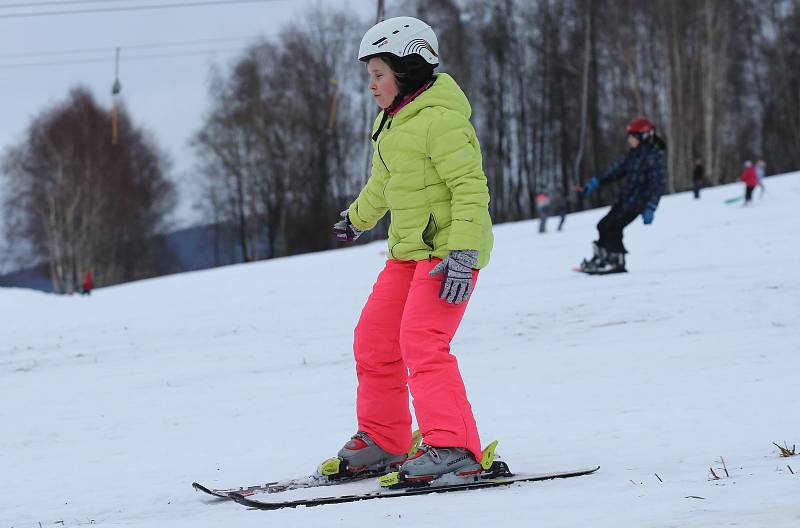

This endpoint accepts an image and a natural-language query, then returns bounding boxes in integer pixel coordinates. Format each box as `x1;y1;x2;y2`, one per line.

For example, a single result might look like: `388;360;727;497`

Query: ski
192;481;277;499
194;430;423;500
192;469;388;500
227;463;600;510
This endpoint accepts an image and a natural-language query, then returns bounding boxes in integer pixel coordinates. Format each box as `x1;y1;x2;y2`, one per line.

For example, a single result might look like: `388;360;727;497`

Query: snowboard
572;266;626;275
227;462;600;510
724;195;744;204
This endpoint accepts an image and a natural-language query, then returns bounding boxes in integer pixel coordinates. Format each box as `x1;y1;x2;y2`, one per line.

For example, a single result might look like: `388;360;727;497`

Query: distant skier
81;270;93;296
535;191;551;233
756;159;767;196
553;190;569;231
692;159;704;199
579;116;666;274
740;160;758;204
331;17;493;482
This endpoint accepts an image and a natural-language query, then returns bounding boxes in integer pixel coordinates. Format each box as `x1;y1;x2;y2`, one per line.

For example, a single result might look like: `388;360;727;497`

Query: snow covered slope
2;174;799;527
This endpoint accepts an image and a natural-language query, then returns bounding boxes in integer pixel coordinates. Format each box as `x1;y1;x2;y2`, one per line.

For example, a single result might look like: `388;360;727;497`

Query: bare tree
193;7;362;260
2;87;174;293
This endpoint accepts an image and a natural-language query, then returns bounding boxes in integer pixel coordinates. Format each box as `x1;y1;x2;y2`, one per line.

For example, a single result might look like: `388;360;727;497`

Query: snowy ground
2;174;799;528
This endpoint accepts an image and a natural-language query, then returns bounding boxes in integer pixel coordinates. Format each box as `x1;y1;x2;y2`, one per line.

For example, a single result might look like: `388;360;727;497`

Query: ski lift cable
0;35;255;60
0;0;138;9
0;47;246;70
0;0;282;19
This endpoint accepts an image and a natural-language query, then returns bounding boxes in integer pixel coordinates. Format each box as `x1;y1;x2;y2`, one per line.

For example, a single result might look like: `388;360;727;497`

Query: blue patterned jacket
597;140;667;210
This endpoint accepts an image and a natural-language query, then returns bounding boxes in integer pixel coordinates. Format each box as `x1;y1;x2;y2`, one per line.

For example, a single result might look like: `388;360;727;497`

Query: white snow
2;173;799;527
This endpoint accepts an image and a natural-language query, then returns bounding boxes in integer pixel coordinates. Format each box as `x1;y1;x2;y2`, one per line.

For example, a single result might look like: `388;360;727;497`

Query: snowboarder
740;160;758;204
692;159;704;199
579;116;666;274
81;270;93;296
331;16;493;482
756;159;767;196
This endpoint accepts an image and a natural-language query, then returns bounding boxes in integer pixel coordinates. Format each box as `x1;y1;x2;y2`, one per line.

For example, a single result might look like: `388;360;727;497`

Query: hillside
2;173;799;527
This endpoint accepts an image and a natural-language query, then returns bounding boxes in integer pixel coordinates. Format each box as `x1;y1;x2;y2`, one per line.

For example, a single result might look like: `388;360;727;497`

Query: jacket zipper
376;117;391;173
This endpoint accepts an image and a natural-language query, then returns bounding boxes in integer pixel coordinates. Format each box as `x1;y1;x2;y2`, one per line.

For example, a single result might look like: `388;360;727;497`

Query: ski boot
400;444;482;482
317;430;421;480
579;242;607;273
379;440;508;488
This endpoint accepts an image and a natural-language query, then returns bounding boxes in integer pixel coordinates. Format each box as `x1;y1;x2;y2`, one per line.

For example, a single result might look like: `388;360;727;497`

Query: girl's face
367;57;399;110
627;134;640;149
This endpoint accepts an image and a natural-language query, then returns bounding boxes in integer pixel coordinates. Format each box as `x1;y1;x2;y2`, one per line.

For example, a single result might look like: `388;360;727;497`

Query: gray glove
429;249;478;305
332;209;363;242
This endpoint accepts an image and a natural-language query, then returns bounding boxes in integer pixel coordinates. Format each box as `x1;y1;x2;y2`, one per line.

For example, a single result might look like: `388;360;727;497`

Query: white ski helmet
358;16;439;65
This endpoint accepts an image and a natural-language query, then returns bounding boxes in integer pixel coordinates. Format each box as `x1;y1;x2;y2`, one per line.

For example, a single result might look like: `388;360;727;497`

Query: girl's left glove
332;210;363;242
429;249;479;305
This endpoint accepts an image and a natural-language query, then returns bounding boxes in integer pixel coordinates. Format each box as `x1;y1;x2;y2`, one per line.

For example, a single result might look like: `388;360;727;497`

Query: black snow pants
596;202;642;254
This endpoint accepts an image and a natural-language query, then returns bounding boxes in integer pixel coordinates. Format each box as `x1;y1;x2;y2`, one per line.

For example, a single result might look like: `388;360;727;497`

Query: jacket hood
390;73;471;126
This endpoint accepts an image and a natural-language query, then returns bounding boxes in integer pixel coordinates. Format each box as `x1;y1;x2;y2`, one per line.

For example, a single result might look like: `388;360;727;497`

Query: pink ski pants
353;258;482;462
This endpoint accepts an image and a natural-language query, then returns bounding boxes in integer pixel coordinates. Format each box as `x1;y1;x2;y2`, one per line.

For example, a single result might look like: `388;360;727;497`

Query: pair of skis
193;441;599;511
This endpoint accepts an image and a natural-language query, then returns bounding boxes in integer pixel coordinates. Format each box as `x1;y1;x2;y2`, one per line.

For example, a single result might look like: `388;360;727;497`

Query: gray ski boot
318;432;407;478
399;444;482;482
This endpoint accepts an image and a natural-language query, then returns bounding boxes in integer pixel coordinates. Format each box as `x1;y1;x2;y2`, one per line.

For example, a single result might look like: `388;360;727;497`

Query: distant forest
3;0;799;292
191;0;800;262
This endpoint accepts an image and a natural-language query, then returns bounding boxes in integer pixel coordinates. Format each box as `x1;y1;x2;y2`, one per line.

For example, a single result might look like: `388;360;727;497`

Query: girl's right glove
429;249;479;305
332;210;363;242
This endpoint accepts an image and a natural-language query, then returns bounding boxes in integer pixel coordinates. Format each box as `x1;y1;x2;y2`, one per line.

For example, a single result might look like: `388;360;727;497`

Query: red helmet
627;116;655;134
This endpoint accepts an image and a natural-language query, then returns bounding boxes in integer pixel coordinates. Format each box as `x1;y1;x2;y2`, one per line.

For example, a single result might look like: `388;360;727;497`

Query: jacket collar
388;79;434;116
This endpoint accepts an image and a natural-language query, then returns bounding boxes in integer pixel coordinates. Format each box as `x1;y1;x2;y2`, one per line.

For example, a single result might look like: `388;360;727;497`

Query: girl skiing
330;16;493;482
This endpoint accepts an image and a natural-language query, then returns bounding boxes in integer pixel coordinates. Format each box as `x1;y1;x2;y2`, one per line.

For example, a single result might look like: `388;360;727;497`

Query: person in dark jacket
579;116;667;274
692;159;704;199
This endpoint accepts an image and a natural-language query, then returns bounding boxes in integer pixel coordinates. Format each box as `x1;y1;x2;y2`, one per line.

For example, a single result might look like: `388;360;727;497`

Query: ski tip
192;481;232;500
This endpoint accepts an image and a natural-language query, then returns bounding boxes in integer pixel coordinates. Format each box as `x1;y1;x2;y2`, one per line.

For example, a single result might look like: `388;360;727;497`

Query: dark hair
376;53;435;97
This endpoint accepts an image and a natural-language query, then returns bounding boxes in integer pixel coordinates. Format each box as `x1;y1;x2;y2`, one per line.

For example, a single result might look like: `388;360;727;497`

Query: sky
0;0;375;229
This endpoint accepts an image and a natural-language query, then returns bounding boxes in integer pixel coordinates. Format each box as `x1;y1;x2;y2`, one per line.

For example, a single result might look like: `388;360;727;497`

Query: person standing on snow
535;191;551;233
756;159;767;196
554;189;569;231
579;117;666;274
81;270;94;296
330;17;493;482
692;159;704;199
740;160;758;203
